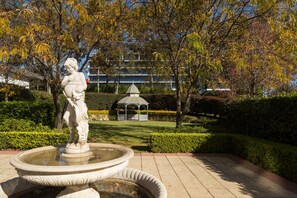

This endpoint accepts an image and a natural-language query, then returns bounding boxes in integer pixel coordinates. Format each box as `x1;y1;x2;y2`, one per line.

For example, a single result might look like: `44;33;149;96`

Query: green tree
0;0;129;129
131;0;278;127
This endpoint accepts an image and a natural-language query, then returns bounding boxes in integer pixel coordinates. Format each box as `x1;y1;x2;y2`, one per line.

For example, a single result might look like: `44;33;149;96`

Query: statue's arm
61;76;69;88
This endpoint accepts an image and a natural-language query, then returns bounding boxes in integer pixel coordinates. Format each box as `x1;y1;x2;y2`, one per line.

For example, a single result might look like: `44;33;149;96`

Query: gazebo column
125;105;127;120
146;105;149;121
138;105;140;121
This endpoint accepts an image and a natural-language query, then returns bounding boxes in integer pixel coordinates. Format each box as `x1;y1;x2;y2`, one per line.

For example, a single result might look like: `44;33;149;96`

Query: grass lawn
88;121;176;152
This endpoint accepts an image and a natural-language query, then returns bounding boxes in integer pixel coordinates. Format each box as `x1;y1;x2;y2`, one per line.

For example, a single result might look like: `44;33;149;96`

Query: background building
88;53;175;91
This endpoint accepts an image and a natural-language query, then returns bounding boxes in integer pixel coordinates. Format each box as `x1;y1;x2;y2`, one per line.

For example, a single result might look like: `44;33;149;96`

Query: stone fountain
7;58;167;198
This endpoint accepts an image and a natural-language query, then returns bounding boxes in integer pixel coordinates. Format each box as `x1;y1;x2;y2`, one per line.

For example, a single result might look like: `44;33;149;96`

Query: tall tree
223;1;297;96
0;1;25;101
227;20;284;96
268;1;297;94
131;0;278;127
0;0;129;129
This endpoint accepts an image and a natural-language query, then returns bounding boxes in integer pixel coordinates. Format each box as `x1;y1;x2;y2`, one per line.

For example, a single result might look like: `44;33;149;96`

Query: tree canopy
1;0;296;128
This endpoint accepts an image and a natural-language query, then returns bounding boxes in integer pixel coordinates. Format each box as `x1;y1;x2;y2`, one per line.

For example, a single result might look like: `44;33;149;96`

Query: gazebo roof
126;84;140;94
117;96;148;105
117;84;148;106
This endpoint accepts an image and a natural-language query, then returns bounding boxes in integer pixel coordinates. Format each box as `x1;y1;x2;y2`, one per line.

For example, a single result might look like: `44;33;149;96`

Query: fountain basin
0;168;167;198
10;143;134;187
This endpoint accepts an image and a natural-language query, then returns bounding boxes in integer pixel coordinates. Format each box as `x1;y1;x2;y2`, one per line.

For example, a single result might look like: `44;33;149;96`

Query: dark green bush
0;101;54;128
222;96;297;146
150;133;233;153
156;126;208;133
142;94;176;110
231;135;297;183
190;95;231;117
0;132;68;150
0;118;51;132
149;133;297;183
85;93;124;110
0;84;34;101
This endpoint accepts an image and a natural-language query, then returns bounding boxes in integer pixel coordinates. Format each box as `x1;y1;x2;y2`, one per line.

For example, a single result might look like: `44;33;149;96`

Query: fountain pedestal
64;143;90;154
57;185;99;198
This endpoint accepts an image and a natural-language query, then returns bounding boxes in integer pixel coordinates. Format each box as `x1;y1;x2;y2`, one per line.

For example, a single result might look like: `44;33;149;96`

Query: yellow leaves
0;17;11;36
73;4;90;25
153;52;164;61
34;42;50;54
32;42;53;62
60;31;74;47
0;47;9;61
19;8;34;19
67;0;74;6
19;35;26;43
187;32;205;54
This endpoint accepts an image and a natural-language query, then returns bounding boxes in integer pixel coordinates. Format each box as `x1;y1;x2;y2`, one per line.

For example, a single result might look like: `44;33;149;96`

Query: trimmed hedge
222;96;297;146
190;95;231;117
0;101;55;128
85;93;176;110
85;93;123;110
88;110;178;121
231;135;297;183
0;132;68;150
150;133;233;153
149;133;297;183
0;118;51;132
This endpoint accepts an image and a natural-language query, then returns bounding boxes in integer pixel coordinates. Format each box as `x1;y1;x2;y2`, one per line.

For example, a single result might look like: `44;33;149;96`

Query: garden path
1;151;297;198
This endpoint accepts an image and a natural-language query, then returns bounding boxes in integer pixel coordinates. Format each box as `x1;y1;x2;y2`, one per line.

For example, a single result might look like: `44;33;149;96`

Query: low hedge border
150;133;297;183
149;133;233;153
88;110;194;122
0;132;68;150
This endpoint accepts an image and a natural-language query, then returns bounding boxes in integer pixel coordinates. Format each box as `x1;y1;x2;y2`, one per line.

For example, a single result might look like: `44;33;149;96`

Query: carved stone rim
10;143;134;173
112;168;168;198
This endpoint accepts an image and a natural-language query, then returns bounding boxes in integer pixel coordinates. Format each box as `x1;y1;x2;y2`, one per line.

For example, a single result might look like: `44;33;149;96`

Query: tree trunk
51;84;63;131
4;74;9;102
175;75;182;128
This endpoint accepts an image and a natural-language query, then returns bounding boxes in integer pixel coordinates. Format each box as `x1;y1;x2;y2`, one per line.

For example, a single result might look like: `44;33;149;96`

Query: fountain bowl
10;143;134;187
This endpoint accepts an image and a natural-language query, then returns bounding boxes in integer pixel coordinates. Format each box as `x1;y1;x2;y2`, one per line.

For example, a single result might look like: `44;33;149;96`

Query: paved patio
1;152;297;198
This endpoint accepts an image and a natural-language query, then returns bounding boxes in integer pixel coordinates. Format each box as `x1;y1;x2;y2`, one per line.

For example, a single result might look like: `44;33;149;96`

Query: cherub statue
61;58;89;148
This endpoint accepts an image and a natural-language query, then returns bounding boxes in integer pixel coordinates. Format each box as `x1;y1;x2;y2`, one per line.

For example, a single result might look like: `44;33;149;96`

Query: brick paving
1;151;297;198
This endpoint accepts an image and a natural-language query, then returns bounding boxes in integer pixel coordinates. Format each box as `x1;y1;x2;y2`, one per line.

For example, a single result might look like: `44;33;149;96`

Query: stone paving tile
167;155;213;198
154;155;190;198
141;154;161;180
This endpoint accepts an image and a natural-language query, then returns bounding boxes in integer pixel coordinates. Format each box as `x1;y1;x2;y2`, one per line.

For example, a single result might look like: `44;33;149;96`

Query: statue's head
64;58;78;71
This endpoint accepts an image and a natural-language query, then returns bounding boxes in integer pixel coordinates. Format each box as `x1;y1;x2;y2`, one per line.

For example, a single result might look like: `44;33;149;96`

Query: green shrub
85;93;124;110
0;132;68;150
149;133;297;183
87;109;195;122
231;135;297;183
142;94;176;111
190;95;231;117
157;126;208;133
30;90;53;102
84;93;176;111
0;101;54;128
222;96;297;146
150;133;233;153
0;118;51;132
0;84;34;101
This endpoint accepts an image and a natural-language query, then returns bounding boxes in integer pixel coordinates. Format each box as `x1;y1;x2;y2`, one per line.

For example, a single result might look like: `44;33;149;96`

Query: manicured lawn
88;121;176;152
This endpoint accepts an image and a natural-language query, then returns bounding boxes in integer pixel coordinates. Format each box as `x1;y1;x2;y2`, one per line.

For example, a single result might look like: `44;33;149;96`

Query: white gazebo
117;84;149;121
